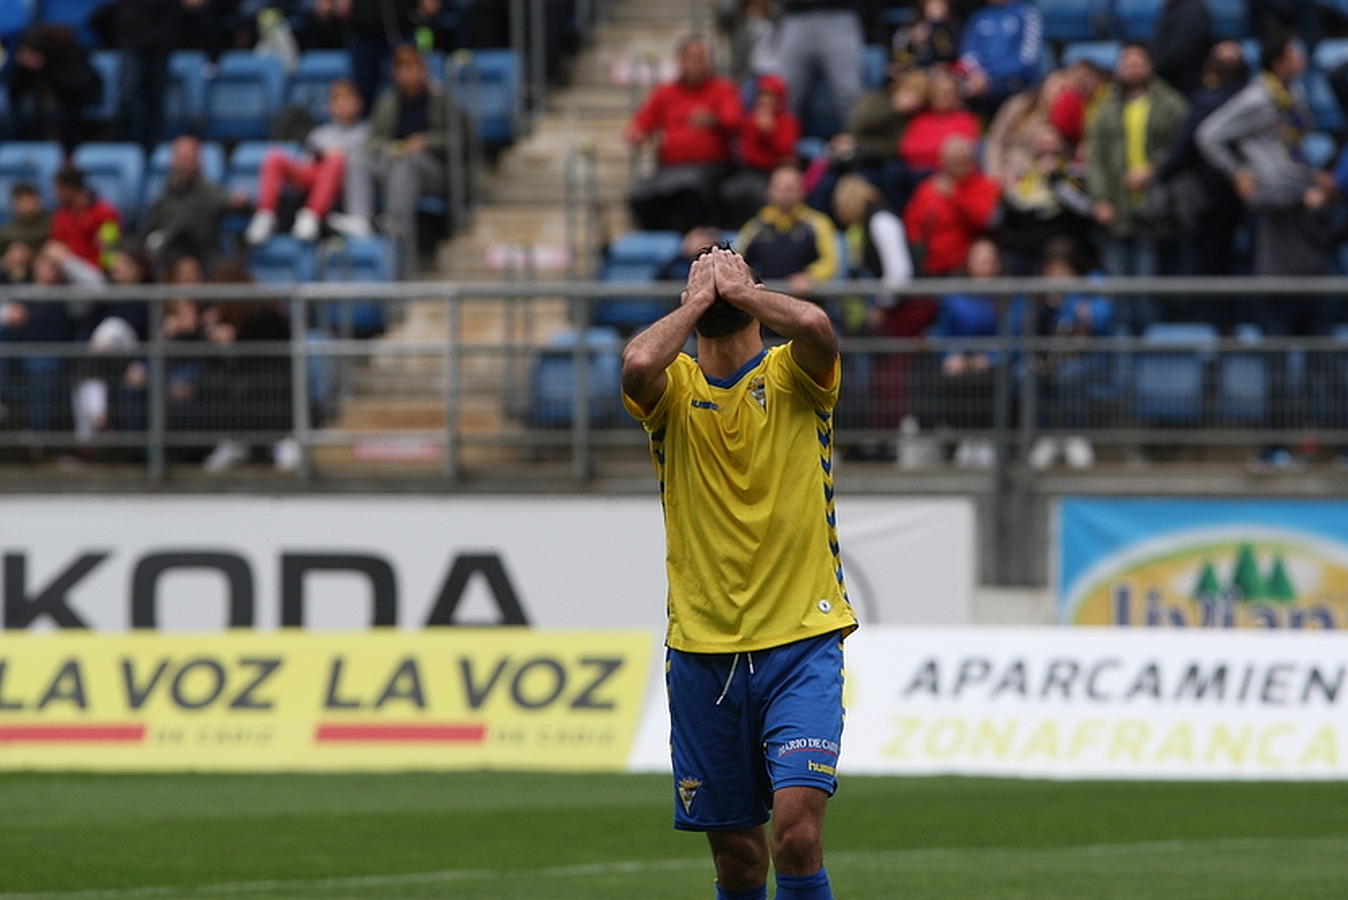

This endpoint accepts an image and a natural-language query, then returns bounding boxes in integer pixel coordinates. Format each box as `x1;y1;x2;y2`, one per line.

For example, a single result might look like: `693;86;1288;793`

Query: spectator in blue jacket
958;0;1043;114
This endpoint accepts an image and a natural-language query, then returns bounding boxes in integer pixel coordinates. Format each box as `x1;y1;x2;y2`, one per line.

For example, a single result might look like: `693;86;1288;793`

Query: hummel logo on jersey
690;399;719;410
748;376;767;413
678;776;703;813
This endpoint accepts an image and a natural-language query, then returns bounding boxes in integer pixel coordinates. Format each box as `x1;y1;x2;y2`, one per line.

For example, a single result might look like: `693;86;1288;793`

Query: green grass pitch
0;772;1345;898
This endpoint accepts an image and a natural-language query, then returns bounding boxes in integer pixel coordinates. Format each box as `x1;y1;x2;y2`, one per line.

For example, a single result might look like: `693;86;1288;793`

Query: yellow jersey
623;343;858;653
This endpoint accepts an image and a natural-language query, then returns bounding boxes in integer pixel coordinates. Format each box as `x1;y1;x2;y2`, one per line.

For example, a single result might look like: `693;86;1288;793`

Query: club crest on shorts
748;376;767;413
677;776;703;814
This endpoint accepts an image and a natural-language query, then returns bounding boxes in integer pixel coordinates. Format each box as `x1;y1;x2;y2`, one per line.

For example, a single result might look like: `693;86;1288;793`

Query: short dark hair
1261;27;1296;73
1120;41;1151;61
692;243;756;339
54;166;85;190
10;182;39;200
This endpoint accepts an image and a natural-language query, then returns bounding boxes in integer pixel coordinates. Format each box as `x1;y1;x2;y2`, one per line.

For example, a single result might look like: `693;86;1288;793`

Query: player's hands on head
711;247;756;301
682;251;717;309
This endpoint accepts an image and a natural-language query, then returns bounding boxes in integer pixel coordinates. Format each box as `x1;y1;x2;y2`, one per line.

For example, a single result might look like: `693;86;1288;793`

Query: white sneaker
203;439;249;472
1063;436;1096;469
273;436;301;472
1029;437;1060;471
291;208;321;242
326;212;372;238
244;209;276;245
957;438;995;469
897;416;941;470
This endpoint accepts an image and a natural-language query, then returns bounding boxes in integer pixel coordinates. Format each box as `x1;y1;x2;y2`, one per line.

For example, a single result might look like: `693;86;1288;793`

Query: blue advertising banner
1057;498;1348;628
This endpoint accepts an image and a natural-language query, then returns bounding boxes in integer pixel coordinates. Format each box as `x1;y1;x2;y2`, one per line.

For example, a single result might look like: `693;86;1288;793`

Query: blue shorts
666;630;846;832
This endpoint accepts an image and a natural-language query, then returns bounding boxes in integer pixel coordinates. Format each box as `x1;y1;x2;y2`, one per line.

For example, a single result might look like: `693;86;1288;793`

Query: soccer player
621;247;857;900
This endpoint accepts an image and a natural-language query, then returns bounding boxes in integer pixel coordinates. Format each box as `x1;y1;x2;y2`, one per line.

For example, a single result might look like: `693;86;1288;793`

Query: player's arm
711;248;838;386
621;253;716;411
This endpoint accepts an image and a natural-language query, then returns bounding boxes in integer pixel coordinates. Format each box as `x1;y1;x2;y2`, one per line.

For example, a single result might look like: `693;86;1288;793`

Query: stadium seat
1214;325;1268;425
1132;323;1218;425
1313;38;1348;74
592;231;682;332
0;142;63;221
527;328;624;428
863;44;889;89
1112;0;1163;41
1061;41;1120;71
203;51;287;140
1304;132;1337;170
36;0;101;45
247;235;318;283
1206;0;1247;39
1305;70;1343;135
166;51;208;135
85;50;121;124
144;140;227;205
224;141;304;203
71;143;146;223
1239;38;1260;73
451;49;521;148
286;50;353;124
318;236;396;338
795;137;827;161
1039;0;1107;42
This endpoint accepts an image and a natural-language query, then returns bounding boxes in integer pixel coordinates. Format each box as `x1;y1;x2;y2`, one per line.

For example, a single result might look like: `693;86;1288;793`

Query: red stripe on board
0;725;146;742
314;723;487;743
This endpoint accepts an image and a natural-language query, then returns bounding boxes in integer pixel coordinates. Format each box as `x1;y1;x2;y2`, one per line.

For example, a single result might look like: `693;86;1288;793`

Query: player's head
690;244;756;339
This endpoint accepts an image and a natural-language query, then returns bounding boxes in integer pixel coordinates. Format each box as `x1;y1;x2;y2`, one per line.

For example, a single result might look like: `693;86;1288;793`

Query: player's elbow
621;343;659;381
797;303;836;347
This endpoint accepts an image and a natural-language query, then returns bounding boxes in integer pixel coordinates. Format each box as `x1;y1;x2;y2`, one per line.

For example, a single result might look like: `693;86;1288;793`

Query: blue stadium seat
528;328;624;427
795;137;827;161
144;140;227;205
166;51;208;135
37;0;101;45
286;50;353;123
1038;0;1107;42
451;49;520;148
0;142;63;221
71;143;146;223
1206;0;1247;39
1314;38;1348;74
1240;38;1260;73
593;231;682;332
1304;132;1338;169
247;235;317;283
1305;70;1343;135
1061;41;1120;71
863;44;888;90
203;51;286;140
1112;0;1164;40
1132;323;1218;425
318;236;395;337
1215;324;1268;425
85;50;121;124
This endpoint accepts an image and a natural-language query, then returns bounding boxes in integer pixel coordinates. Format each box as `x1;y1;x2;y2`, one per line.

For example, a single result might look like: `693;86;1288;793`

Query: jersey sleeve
622;353;692;431
769;343;841;412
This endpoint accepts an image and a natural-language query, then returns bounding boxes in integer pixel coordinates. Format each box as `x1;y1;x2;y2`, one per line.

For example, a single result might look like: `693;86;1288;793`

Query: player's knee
711;836;768;888
771;819;822;874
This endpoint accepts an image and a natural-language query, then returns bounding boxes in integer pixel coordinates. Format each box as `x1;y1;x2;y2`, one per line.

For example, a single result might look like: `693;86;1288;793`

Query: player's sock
715;883;766;900
775;867;832;899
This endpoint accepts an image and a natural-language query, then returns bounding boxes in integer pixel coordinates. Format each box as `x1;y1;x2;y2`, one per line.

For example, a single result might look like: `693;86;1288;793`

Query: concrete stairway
318;0;698;473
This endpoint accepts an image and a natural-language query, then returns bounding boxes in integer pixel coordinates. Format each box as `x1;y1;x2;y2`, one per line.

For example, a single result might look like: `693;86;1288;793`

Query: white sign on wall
0;496;974;632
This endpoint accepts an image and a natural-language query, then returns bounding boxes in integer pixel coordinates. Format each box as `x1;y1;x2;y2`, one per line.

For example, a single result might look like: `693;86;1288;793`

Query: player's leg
770;785;833;898
707;826;769;898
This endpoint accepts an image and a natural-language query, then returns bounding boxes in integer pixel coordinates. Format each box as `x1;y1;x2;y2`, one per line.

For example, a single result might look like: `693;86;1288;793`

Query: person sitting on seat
737;165;839;296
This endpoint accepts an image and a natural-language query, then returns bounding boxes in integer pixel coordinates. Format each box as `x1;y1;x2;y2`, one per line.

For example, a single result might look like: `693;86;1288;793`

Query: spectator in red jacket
626;35;743;232
903;135;1002;276
50;167;121;268
721;74;802;227
899;69;981;174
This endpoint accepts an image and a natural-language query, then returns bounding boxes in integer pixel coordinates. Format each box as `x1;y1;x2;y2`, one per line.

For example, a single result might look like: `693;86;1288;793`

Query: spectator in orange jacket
49;166;121;268
721;74;802;227
899;69;981;175
626;35;743;232
903;135;1001;277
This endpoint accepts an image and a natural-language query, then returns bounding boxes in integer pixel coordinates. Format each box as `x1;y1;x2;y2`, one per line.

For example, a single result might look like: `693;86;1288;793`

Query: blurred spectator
7;25;102;151
143;137;247;265
350;0;415;110
899;70;980;174
958;0;1043;114
120;254;211;437
0;185;51;256
296;0;353;50
1151;0;1214;98
1085;43;1187;328
903;135;1001;277
985;72;1067;184
1;242;37;286
247;80;374;244
1154;41;1250;284
720;74;801;227
368;45;468;270
922;238;1005;469
776;1;865;125
997;126;1093;275
737;166;839;295
1027;240;1115;471
720;0;782;81
0;244;77;436
408;0;455;53
654;226;725;282
1198;30;1333;329
892;0;961;71
51;167;122;269
1050;59;1109;149
832;173;912;307
626;35;742;233
91;0;182;147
